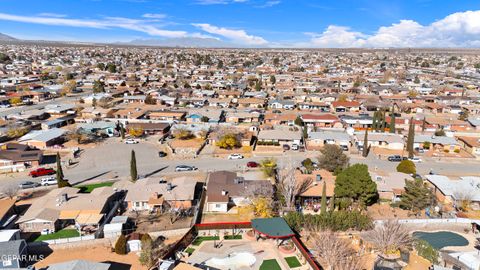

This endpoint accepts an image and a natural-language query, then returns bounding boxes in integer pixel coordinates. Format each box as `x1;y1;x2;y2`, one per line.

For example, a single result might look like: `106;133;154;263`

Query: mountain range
0;32;245;48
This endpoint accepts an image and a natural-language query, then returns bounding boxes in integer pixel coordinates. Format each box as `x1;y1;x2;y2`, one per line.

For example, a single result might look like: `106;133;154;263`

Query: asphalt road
2;139;480;188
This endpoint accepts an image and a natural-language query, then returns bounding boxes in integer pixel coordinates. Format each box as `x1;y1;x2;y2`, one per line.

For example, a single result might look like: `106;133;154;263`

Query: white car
228;154;244;160
125;138;139;144
41;176;58;186
408;157;423;163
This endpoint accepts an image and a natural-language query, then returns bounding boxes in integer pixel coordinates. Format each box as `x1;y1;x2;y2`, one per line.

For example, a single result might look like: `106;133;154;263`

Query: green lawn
192;236;220;246
185;247;195;255
285;256;302;268
76;181;114;193
224;234;242;240
34;229;80;242
260;259;281;270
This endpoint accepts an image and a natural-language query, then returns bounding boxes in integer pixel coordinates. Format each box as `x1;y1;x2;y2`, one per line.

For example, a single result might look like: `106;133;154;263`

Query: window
215;204;221;208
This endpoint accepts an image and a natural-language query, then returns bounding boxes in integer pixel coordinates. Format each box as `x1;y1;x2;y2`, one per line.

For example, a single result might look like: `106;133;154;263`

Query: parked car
29;168;56;178
41;176;58;186
408;157;423;163
387;155;407;162
18;181;40;189
291;144;299;151
340;145;349;151
158;151;167;157
282;144;290;151
175;165;198;172
125;138;139;144
246;161;259;168
228;153;244;160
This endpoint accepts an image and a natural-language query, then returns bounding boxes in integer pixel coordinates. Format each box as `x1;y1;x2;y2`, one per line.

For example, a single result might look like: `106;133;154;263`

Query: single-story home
18;128;66;149
306;130;351;150
0;240;28;269
257;129;302;147
425;175;480;209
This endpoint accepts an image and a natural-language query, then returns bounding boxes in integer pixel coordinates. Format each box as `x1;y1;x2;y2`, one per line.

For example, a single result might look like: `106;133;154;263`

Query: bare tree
311;230;363;270
362;220;412;256
453;190;473;211
276;160;312;210
1;184;19;199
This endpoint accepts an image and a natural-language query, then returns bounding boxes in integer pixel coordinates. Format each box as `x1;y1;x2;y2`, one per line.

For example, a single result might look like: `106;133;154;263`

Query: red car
246;161;259;168
29;168;56;178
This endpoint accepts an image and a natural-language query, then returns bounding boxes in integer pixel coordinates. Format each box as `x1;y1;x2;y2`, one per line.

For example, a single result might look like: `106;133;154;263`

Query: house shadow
102;261;131;270
40;154;57;165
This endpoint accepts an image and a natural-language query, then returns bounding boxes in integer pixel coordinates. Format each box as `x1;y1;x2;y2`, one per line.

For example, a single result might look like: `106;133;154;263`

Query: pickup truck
29;168;56;178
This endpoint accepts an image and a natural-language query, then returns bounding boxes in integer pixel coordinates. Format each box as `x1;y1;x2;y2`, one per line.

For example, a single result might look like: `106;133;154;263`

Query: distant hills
0;33;17;41
117;37;238;48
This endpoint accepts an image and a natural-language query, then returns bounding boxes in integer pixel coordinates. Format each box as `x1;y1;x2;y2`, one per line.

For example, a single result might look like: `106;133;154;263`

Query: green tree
301;158;314;173
107;63;117;73
120;123;125;139
406;118;415;159
396;160;416;175
389;108;396;133
139;234;154;266
255;80;262;91
334;164;378;208
96;63;105;70
422;117;426;132
200;116;209;122
362;129;369;157
270;75;276;84
320;181;327;213
318;144;349;172
93;80;105;93
399;178;433;212
115;234;127;255
130;150;137;182
217;60;223;69
294;116;303;126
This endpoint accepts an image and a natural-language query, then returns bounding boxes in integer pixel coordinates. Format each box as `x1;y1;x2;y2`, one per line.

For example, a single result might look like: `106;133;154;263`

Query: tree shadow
102;261;131;270
143;166;168;178
72;170;111;185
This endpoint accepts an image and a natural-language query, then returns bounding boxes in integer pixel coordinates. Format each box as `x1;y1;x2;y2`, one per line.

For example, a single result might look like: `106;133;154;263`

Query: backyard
34;229;80;242
75;181;114;193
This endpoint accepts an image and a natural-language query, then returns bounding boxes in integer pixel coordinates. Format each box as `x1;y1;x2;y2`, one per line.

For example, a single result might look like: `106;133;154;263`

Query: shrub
115;234;127;255
454;149;460;153
284;211;373;232
415;240;439;264
396;160;416;174
216;133;241;149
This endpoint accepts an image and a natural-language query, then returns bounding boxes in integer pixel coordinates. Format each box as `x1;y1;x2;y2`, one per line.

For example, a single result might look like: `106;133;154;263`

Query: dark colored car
282;144;290;151
158;151;167;157
246;161;259;168
387;155;406;162
29;168;56;178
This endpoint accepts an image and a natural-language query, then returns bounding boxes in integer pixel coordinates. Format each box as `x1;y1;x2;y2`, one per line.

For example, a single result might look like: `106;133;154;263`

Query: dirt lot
367;204;425;220
34;245;148;270
130;211;193;233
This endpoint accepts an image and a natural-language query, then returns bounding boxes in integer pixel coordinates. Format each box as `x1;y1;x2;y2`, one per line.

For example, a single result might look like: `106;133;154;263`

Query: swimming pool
205;252;256;269
413;231;469;249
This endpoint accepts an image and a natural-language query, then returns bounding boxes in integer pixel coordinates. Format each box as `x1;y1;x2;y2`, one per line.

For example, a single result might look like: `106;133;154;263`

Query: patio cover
251;217;295;239
76;213;104;225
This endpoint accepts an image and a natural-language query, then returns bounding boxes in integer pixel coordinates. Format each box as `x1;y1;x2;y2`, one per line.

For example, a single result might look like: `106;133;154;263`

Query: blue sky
0;0;479;47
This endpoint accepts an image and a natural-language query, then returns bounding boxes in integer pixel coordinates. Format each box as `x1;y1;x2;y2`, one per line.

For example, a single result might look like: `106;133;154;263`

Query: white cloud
0;13;187;38
37;13;67;18
192;23;268;45
305;10;480;48
257;1;281;8
195;0;247;5
142;13;167;19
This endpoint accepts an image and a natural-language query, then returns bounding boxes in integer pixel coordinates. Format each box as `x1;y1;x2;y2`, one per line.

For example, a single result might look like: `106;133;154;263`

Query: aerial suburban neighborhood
0;1;480;269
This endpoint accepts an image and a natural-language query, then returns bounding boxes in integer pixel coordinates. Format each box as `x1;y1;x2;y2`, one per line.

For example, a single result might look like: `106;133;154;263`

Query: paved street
2;138;480;189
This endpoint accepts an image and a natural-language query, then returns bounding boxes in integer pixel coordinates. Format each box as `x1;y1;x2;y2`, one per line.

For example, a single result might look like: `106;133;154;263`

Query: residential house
306;130;351;150
331;101;361;113
414;134;460;152
257;128;302;147
147;110;186;122
370;171;413;202
268;99;296;110
17;187;118;233
0;240;28;269
425;175;480;209
0;199;17;229
236;98;265;109
0;143;43;171
301;114;341;128
263;113;297;126
17;128;66;149
457;137;480;156
118;176;197;211
225;111;260;124
127;122;170;136
298;170;335;213
354;132;405;150
44;260;111;270
186;109;224;123
205;171;272;212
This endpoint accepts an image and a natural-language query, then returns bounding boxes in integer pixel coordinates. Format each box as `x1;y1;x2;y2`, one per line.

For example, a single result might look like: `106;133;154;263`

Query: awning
76;213;104;225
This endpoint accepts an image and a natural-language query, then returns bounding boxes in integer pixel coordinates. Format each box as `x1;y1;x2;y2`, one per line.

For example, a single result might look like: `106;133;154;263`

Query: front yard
34;229;80;242
75;181;114;193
